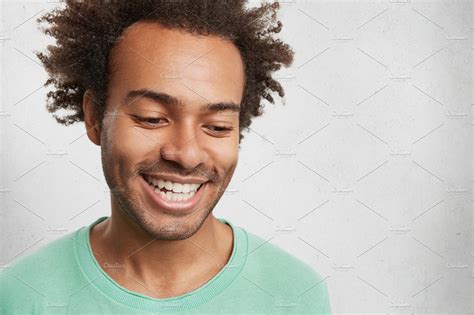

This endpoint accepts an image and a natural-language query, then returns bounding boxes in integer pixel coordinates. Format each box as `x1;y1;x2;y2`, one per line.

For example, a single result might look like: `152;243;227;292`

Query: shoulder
243;229;325;284
240;229;331;314
1;229;79;278
0;229;83;313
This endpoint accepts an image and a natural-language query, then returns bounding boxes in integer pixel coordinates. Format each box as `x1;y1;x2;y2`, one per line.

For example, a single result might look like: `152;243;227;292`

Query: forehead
107;21;246;107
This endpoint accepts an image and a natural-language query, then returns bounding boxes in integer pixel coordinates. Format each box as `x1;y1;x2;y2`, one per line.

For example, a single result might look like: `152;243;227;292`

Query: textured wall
1;1;472;313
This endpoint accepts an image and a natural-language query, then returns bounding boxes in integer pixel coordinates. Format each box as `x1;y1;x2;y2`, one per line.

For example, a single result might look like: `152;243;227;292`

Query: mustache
138;162;216;181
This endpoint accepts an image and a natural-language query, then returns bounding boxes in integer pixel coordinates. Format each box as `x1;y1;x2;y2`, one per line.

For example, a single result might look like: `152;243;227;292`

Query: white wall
1;1;472;313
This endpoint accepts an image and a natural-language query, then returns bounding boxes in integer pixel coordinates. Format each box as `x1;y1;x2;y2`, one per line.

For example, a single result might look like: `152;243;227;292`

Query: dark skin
82;21;245;298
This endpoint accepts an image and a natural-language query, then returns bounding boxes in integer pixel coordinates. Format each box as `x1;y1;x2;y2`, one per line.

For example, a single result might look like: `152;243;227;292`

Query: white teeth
159;190;166;199
145;176;202;193
153;186;196;202
145;175;204;202
172;182;183;193
158;179;165;189
182;184;191;193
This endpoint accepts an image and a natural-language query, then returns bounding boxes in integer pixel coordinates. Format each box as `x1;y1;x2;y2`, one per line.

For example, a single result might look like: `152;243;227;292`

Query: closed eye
206;125;233;132
132;115;233;135
134;116;167;126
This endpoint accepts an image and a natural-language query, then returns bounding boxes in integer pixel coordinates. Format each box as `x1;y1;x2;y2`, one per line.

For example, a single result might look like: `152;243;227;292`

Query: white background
1;0;472;313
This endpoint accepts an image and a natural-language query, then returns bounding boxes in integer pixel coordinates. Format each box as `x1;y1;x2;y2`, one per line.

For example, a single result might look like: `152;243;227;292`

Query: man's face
92;22;245;240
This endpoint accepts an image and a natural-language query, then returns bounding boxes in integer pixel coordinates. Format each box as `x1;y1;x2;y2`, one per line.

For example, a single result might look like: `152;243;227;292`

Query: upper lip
142;173;208;185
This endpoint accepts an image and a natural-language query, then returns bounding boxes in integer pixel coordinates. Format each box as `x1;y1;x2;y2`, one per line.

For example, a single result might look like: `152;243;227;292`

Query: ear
83;90;102;146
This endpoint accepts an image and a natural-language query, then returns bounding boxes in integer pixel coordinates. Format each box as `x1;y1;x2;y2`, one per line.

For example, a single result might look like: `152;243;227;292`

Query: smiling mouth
141;174;205;202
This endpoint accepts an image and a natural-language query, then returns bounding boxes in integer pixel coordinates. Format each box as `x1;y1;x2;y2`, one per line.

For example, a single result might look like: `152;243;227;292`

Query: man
1;1;331;314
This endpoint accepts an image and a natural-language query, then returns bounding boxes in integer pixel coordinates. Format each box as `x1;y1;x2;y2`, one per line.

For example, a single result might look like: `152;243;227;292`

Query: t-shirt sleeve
292;269;331;314
322;282;332;314
0;268;45;314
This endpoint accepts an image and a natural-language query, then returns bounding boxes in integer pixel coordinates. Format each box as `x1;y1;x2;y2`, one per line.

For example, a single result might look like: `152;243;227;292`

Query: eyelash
136;117;166;125
135;116;233;133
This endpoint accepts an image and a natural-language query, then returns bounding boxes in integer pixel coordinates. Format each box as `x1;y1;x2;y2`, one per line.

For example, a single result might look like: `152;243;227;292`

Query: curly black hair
35;0;294;143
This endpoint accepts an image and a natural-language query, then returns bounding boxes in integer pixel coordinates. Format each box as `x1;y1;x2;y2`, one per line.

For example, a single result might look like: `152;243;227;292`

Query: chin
123;203;211;241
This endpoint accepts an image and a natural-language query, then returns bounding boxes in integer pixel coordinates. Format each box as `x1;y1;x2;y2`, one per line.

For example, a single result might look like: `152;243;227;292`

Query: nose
160;125;207;170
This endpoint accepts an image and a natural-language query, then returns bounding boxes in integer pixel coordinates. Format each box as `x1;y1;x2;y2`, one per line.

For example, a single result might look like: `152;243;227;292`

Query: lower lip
139;174;207;214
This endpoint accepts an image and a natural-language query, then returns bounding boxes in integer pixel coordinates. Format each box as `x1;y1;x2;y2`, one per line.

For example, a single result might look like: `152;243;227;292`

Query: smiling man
0;1;331;314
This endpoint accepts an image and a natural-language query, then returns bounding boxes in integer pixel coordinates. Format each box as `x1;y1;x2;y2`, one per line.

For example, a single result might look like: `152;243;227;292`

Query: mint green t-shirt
1;216;331;314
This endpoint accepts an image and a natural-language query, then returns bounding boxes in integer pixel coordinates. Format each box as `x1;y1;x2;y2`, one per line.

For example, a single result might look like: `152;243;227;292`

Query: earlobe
83;90;101;146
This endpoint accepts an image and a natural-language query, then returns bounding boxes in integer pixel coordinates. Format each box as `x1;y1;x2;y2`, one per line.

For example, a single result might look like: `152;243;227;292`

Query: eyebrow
125;89;241;113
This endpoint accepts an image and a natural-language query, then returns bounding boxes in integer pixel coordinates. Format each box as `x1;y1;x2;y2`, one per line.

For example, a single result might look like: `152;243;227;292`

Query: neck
89;206;233;298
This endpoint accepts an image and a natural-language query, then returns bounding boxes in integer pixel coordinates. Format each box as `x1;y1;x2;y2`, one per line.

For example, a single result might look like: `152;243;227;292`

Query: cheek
207;140;239;176
102;118;153;172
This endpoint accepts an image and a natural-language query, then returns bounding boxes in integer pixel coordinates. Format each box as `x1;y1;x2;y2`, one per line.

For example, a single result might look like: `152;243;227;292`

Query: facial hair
100;125;234;241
